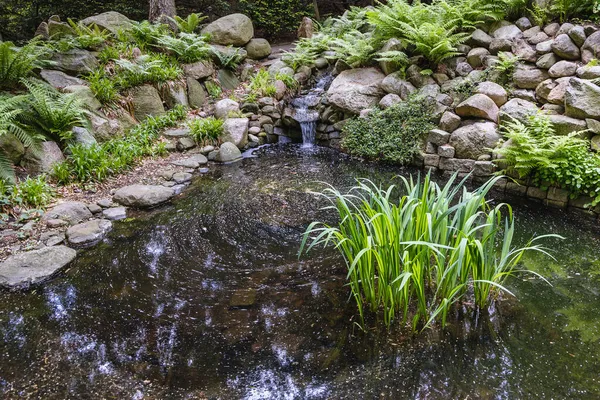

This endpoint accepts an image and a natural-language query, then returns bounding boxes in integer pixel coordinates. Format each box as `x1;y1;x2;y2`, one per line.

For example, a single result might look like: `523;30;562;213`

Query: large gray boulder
51;49;98;74
493;24;522;41
215;142;242;163
40;69;85;89
23;141;65;174
42;201;92;226
565;78;600;119
0;246;77;288
327;68;385;114
455;94;499;123
513;65;549;89
548;61;578;78
187;78;208;109
183;61;214;80
201;14;254;46
66;219;112;247
380;72;416;100
222;118;249;149
130;85;166;121
582;31;600;63
547;77;570;105
548;115;587;135
551;34;580;60
0;134;25;164
379;38;404;75
245;39;272;60
475;81;508;106
499;98;539;124
470;29;493;48
63;85;102;112
113;185;175;208
81;11;133;35
214;99;240;119
449;122;501;159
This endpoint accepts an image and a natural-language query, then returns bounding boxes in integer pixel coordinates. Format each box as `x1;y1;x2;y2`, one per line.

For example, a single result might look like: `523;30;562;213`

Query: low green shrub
113;54;183;89
341;96;434;165
86;70;120;105
188;117;223;145
8;175;55;209
53;106;187;184
301;173;558;331
495;114;600;206
239;0;312;37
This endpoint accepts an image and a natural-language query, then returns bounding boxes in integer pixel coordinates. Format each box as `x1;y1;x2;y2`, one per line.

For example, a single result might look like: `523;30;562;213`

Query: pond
1;145;600;399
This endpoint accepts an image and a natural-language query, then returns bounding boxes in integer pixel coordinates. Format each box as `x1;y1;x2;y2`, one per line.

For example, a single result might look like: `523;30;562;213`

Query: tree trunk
149;0;177;27
312;0;321;20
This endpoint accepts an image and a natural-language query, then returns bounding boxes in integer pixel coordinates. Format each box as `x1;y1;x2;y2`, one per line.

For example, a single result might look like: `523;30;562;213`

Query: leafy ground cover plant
301;173;559;331
188;116;223;145
53;105;187;184
342;95;434;165
495;113;600;206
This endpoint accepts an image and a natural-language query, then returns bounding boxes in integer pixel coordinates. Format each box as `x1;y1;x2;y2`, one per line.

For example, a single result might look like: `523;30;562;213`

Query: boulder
164;84;189;108
214;99;240;119
455;94;499;123
528;32;550;45
23;141;64;174
102;207;127;221
547;77;570;105
536;53;559;69
0;134;25;164
499;98;539;124
470;29;493;48
439;111;461;132
536;79;555;102
565;78;600;119
536;39;554;54
81;11;133;35
466;48;489;68
327;68;385;114
516;17;532;31
379;93;402;109
380;72;416;99
201;13;254;46
218;69;240;90
297;17;314;39
582;31;600;63
183;61;214;80
548;115;587;135
379;38;404;75
406;64;436;87
51;49;98;74
113;185;175;208
569;25;586;47
72;127;97;148
548;61;578;78
592;135;600;151
493;24;522;41
171;154;208;168
130;85;165;120
489;39;513;54
513;65;549;89
450;122;501;159
576;66;600;79
34;21;50;39
523;26;541;39
544;22;561;37
187;78;208;109
511;39;537;62
66;219;112;247
40;70;85;89
475;81;508;106
42;201;92;226
551;34;580;60
64;85;102;112
222;118;249;148
215;142;242;163
0;246;77;288
245;39;272;60
48;21;75;39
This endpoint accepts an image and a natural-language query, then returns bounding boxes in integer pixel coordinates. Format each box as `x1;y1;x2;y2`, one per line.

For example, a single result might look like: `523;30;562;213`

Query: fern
211;46;245;71
154;32;212;63
330;30;379;68
168;13;208;33
18;79;89;144
0;41;49;90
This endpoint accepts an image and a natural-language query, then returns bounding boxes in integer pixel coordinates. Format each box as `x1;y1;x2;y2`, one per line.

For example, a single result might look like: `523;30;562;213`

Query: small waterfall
292;73;333;148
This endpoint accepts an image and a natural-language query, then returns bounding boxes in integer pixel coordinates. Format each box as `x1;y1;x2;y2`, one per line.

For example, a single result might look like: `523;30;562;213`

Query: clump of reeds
300;173;559;332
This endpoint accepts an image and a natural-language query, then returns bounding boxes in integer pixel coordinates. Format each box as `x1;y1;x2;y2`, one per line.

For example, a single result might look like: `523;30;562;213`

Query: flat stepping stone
0;246;77;288
172;172;193;184
113;185;175;208
162;127;191;138
42;201;92;226
102;207;127;221
171;154;208;168
66;219;112;247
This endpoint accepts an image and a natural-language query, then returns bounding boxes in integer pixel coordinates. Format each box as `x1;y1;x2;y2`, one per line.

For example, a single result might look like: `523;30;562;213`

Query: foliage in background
53;105;187;184
495;114;600;206
239;0;312;36
167;12;207;33
301;173;558;330
342;96;434;165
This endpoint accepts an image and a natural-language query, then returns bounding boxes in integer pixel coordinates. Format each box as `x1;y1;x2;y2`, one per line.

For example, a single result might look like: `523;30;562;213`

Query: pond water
1;145;600;399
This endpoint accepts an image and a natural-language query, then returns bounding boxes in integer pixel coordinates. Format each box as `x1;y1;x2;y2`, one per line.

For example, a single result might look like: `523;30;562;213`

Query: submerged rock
215;142;242;163
0;246;77;288
113;185;175;208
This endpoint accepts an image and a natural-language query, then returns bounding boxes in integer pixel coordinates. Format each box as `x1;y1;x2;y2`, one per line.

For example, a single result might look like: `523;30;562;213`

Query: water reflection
0;145;599;398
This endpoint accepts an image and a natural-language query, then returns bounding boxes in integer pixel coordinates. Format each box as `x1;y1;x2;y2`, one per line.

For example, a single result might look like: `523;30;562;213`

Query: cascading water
292;73;334;148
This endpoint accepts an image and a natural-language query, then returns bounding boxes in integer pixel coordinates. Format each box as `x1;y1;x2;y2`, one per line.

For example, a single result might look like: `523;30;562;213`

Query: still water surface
1;145;600;399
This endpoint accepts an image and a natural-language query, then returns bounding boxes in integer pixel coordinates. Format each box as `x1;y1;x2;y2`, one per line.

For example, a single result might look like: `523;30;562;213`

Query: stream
1;145;600;399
